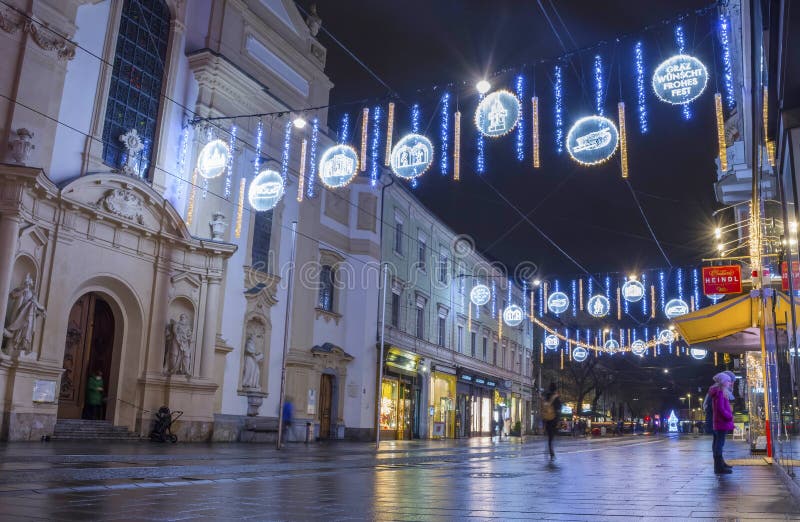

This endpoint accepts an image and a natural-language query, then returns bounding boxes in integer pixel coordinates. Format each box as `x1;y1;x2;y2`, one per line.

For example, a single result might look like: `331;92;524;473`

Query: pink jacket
709;385;734;431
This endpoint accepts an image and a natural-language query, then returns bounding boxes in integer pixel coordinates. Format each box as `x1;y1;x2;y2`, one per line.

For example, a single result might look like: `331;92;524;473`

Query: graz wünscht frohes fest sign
652;54;708;105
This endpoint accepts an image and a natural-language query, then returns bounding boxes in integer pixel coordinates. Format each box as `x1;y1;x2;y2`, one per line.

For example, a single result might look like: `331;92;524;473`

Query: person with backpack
704;371;736;474
542;383;562;460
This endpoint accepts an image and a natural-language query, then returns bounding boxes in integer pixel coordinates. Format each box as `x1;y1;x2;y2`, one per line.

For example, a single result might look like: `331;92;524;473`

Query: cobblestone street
0;434;797;520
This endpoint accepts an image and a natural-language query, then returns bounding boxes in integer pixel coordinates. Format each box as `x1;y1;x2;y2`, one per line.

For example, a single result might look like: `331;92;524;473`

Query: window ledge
315;307;343;325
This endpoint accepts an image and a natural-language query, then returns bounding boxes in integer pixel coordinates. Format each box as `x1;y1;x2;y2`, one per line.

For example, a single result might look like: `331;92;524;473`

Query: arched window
102;0;170;177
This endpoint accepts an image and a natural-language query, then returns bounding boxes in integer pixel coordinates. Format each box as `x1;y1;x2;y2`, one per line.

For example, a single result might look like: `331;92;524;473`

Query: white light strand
280;120;292;182
515;74;525;161
634;41;648;133
675;24;692;120
476;95;485;174
175;125;189;204
385;102;395;166
360;107;369;172
594;55;604;116
253;119;264;179
532;96;540;168
453;110;461;181
440;92;450;174
339;113;350;144
224;124;237;199
307;117;319;198
718;14;735;110
554;65;564;153
297;138;307;202
370;105;382;187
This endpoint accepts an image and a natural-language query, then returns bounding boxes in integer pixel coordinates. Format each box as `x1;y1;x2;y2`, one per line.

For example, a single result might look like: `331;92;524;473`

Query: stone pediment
60;174;192;240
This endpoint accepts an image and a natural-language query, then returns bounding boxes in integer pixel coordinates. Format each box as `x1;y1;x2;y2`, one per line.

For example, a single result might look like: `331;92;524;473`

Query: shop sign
702;265;742;295
475;378;486;384
474;89;521;138
652;54;708;105
664;298;689;318
547;291;570;314
622;280;645;302
460;374;473;382
781;261;800;291
566;115;619;166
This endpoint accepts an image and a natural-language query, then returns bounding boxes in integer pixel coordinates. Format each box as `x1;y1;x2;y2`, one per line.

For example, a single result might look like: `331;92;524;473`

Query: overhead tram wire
625;179;673;268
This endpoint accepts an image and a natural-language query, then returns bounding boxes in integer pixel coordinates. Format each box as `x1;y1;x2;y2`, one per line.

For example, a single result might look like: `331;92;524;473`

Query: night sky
302;0;722;280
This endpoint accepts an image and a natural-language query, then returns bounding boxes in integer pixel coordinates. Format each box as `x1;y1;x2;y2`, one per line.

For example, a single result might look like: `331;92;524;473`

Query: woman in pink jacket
708;371;735;474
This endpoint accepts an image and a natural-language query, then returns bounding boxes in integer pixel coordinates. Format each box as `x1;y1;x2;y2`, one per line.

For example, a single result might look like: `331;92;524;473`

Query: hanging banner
702;265;742;295
781;261;800;291
651;54;708;105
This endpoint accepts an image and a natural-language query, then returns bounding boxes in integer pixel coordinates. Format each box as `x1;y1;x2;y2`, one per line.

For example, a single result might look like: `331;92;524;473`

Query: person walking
542;383;562;460
707;371;735;474
281;397;294;445
85;370;104;420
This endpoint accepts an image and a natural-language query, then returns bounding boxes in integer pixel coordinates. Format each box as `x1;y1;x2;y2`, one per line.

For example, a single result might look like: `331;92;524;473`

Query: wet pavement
0;434;798;520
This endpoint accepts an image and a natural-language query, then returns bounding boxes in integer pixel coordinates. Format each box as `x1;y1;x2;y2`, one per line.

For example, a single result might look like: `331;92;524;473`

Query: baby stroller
149;406;182;443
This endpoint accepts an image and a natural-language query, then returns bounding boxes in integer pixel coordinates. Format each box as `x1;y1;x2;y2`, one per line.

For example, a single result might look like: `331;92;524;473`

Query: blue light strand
224;124;237;199
491;280;497;319
307;117;319;198
175;125;189;202
571;280;577;317
588;277;593;297
339;113;350;144
507;278;513;305
538;285;543;317
280;120;292;182
692;268;700;309
411;103;421;134
675;25;692;120
440;93;450;174
252;120;264;179
554;65;564;154
522;280;528;317
718;15;735;110
515;74;525;161
624;278;630;315
634;41;648;133
554;280;560;293
641;273;648;316
477;94;486;174
677;268;684;301
370;106;382;187
659;271;666;311
594;55;604;116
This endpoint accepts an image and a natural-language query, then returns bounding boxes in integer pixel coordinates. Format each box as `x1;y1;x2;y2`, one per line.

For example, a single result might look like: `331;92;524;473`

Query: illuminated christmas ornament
390;134;434;180
651;55;708;105
691;347;708;360
631;340;646;356
622;280;646;302
547;291;570;315
587;295;610;317
658;329;675;344
664;298;689;319
544;334;559;350
470;284;491;306
474;89;521;138
503;304;524;327
566;116;619;166
248;169;284;211
572;346;588;362
668;410;678;432
604;339;620;352
318;144;359;188
197;139;230;179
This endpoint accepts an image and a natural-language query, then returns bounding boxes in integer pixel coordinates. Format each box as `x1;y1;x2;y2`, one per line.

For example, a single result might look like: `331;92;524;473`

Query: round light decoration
604;339;620;353
690;347;708;360
248;169;285;211
658;329;676;345
572;346;589;362
622;280;646;303
544;335;560;350
503;305;524;327
474;89;521;138
390;134;434;180
470;284;491;306
652;54;708;105
547;291;570;315
197;139;230;179
318;144;359;188
664;298;689;319
566;115;619;166
631;340;647;357
587;295;610;317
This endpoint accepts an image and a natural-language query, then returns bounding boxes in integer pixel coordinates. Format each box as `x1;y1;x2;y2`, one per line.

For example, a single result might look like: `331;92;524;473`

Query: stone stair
52;419;141;441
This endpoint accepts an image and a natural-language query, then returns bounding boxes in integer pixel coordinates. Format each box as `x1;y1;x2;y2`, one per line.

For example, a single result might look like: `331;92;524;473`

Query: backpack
542;397;556;421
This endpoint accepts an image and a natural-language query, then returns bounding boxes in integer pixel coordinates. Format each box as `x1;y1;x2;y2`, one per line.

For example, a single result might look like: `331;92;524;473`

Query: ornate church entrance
57;294;116;420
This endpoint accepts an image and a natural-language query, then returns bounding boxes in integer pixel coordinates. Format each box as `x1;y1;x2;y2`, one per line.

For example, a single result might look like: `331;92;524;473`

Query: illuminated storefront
431;369;456;438
380;347;420;440
457;371;502;437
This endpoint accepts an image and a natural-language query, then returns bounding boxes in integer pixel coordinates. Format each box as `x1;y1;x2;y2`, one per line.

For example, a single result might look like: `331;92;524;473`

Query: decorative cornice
0;5;77;61
0;5;22;34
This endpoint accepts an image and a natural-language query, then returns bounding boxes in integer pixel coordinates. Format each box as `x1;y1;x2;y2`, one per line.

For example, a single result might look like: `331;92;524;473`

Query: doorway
58;293;115;420
319;373;334;439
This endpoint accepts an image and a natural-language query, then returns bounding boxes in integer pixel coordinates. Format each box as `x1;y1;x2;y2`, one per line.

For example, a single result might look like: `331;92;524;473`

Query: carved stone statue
164;313;192;375
2;273;46;354
209;211;227;240
305;3;322;37
7;128;35;165
119;128;144;177
241;335;264;389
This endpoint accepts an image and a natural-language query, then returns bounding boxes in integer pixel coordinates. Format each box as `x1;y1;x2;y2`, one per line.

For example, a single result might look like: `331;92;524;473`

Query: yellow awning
672;293;756;345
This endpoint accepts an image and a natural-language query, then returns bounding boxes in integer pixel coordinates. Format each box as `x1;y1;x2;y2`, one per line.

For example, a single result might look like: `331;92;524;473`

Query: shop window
482;337;488;361
102;0;170;177
438;252;448;283
437;316;446;346
415;295;426;339
417;235;427;271
394;220;404;254
380;379;399;430
318;265;335;312
470;332;476;357
457;326;464;353
391;292;400;327
251;209;273;271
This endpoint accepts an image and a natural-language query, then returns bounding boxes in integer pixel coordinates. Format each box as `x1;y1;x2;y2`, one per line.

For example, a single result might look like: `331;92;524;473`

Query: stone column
0;214;21;332
199;277;221;379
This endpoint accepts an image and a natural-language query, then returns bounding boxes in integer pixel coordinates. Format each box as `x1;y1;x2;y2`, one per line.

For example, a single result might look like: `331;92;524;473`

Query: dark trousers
85;404;102;420
712;429;726;457
545;422;557;455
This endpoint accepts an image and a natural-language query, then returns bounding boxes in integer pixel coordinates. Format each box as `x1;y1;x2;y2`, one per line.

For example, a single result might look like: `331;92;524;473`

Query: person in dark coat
543;383;562;460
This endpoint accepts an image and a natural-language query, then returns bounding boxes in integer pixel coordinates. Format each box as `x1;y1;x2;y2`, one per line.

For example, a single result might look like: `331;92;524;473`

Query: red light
752;270;758;278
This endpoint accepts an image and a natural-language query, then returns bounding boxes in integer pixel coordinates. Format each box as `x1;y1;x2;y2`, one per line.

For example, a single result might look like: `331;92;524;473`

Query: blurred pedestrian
542;383;561;460
707;372;735;474
281;397;294;444
85;370;104;420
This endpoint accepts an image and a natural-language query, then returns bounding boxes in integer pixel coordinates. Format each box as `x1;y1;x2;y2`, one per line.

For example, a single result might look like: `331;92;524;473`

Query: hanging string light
641;273;648;316
453;111;461;181
718;14;735;110
579;278;584;310
651;284;656;318
360;107;369;172
412;103;421;133
201;126;212;200
634;41;648;133
763;86;775;167
492;279;497;319
554;65;564;153
253;120;264;179
571;280;577;317
175;125;189;203
594;55;604;115
339;113;350;144
618;102;629;178
385;102;394;166
617;286;622;320
675;24;692;120
532;96;540;168
307;117;319;198
715;93;728;171
440;92;450;174
235;178;245;238
476;95;486;173
692;268;700;310
186;169;198;226
538;284;544;317
280;120;292;182
677;268;684;301
515;74;525;161
370;105;382;187
224;124;237;199
522;280;528;318
297;138;307;203
659;271;666;313
468;302;472;332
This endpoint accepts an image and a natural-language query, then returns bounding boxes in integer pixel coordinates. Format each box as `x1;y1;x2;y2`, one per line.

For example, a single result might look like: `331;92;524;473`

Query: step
53;420;140;440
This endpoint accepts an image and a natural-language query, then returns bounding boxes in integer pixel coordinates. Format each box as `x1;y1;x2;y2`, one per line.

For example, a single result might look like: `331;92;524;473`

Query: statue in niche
209;211;226;240
305;4;322;37
164;313;192;375
2;273;46;354
241;334;264;390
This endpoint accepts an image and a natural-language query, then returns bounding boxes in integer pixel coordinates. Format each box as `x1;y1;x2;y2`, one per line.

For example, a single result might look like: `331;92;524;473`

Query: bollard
305;422;313;443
